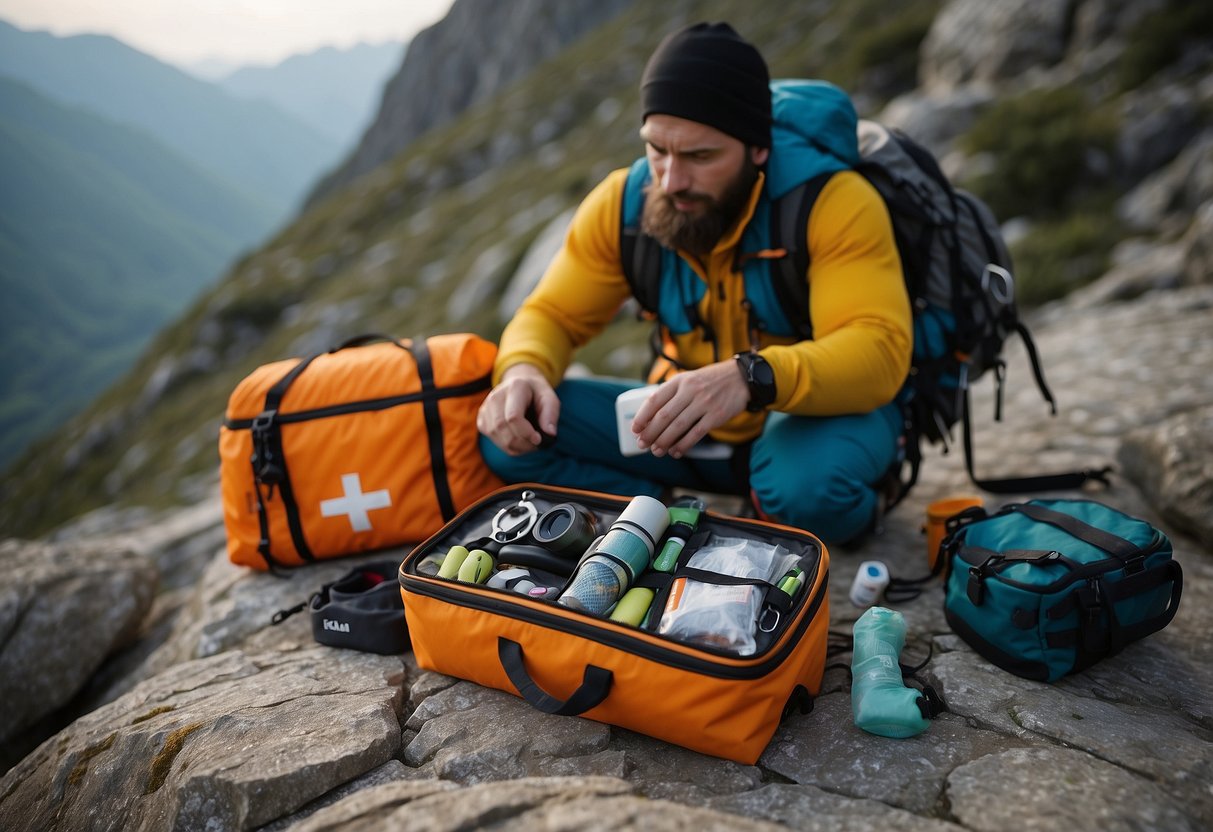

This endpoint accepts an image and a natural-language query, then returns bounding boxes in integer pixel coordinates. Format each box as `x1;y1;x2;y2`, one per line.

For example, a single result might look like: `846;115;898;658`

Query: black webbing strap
407;337;457;523
769;173;834;341
960;385;1113;494
252;353;323;566
1011;503;1141;559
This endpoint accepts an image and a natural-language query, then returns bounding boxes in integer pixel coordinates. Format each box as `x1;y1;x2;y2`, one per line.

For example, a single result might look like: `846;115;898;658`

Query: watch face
737;353;775;411
751;356;775;387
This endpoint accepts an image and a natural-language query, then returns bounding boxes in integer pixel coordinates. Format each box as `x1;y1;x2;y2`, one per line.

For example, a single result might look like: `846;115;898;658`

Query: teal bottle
851;606;930;738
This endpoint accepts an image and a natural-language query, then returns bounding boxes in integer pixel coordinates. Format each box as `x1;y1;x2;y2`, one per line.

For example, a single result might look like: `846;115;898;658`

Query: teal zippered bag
942;499;1182;681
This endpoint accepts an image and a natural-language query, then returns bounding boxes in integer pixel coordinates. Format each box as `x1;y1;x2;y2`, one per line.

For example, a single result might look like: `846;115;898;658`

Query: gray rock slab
0;647;404;831
284;776;784;832
920;0;1071;93
125;548;411;693
0;539;156;745
258;761;416;832
759;692;1036;814
709;783;963;832
599;729;763;803
402;681;611;782
946;747;1205;832
1119;403;1213;549
929;640;1213;813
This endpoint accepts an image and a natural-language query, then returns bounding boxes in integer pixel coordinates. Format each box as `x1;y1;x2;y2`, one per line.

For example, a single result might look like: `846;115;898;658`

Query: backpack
621;99;1111;506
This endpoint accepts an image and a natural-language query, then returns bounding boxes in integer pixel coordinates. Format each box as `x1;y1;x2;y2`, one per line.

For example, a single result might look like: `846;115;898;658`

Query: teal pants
479;378;902;544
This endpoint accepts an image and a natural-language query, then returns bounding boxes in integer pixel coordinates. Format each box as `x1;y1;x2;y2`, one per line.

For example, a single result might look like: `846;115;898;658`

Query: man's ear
751;146;770;166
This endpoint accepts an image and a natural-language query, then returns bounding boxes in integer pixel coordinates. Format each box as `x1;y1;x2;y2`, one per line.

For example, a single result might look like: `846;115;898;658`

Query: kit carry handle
498;637;613;716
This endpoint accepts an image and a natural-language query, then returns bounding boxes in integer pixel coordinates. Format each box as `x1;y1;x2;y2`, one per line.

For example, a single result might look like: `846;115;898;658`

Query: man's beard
640;158;759;256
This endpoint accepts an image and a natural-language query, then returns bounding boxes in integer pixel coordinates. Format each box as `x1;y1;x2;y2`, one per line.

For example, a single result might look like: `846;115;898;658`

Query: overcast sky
0;0;455;68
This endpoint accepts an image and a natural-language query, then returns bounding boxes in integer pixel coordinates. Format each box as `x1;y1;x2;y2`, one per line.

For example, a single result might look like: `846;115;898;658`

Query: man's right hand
476;364;560;455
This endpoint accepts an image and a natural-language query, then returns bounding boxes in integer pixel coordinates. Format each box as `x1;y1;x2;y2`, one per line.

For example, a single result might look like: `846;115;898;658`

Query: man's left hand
630;360;750;459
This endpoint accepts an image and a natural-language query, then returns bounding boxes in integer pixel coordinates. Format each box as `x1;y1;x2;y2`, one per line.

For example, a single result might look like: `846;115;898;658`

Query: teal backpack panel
941;499;1182;682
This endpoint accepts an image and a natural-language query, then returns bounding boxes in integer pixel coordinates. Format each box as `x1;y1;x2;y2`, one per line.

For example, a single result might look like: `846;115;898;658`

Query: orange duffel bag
399;484;830;764
220;333;504;570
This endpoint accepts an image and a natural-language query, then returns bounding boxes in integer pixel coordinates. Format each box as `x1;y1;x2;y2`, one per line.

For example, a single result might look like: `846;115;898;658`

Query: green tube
653;500;705;573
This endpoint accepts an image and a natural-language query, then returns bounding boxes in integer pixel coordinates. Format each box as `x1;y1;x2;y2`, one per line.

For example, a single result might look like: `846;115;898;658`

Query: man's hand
477;364;560;456
631;360;750;458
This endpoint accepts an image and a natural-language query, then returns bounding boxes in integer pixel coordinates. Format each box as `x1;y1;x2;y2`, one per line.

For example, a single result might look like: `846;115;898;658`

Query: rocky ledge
2;275;1211;831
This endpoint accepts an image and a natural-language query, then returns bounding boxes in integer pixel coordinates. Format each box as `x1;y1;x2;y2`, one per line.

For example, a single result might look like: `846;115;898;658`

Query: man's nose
661;158;690;195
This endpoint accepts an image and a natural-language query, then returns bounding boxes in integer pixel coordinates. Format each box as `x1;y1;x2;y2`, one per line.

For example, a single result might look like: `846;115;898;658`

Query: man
477;22;911;544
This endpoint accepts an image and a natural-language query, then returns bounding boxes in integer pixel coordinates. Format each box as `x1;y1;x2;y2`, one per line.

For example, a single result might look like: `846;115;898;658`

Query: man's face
640;114;769;255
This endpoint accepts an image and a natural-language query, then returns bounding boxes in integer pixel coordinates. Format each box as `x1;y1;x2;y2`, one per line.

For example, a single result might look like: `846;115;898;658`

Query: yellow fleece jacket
494;167;912;443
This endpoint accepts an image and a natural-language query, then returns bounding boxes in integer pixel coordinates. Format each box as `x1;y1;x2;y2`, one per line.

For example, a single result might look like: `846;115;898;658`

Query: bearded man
476;22;911;544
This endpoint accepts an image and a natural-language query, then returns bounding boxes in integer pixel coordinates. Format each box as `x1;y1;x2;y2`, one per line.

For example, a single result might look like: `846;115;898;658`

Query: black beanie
641;22;772;148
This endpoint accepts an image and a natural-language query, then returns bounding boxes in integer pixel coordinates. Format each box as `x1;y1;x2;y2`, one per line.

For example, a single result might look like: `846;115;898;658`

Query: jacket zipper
402;564;827;680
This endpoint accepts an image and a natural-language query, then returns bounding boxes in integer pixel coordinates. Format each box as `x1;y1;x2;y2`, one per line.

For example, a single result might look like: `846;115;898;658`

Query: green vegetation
1117;1;1213;91
962;86;1119;221
1010;209;1126;308
823;0;941;99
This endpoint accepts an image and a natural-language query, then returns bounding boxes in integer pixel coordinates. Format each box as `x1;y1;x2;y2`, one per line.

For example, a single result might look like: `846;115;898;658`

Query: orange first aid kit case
220;334;503;570
398;484;830;764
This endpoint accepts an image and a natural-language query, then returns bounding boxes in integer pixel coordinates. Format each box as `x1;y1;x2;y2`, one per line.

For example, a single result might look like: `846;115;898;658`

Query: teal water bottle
851;606;930;738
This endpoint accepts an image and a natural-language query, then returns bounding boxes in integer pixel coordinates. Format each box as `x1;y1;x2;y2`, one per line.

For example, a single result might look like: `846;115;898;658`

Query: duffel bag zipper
224;374;491;431
963;534;1166;603
402;566;827;681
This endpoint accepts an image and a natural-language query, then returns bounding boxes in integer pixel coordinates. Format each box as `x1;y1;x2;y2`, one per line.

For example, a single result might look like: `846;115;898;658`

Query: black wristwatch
734;351;776;412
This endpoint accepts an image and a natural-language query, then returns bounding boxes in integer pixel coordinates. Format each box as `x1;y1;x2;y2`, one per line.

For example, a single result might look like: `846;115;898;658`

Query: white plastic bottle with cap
849;560;890;607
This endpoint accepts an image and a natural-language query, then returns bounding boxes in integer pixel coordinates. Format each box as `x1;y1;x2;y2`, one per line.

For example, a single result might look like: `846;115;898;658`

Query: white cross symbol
319;473;392;532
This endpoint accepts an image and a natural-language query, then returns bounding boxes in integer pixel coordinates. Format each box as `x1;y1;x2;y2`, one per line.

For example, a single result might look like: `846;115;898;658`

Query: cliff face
2;0;1210;544
307;0;635;205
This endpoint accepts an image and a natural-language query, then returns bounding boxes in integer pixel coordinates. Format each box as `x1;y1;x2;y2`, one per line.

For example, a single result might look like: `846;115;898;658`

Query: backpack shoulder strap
768;171;835;341
619;160;662;315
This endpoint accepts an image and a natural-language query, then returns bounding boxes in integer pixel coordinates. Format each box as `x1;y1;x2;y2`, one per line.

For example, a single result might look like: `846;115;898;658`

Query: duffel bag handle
1012;504;1140;559
329;333;412;353
497;637;613;716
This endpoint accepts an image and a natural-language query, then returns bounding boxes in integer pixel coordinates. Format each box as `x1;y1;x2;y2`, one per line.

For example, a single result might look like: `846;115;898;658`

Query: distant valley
0;21;403;469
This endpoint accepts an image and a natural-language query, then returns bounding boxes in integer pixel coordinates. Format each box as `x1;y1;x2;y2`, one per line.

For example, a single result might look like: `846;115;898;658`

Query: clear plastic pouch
657;534;799;656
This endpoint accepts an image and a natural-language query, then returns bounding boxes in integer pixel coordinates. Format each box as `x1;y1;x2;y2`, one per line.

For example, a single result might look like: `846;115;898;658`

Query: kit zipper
402;565;826;680
224;374;491;431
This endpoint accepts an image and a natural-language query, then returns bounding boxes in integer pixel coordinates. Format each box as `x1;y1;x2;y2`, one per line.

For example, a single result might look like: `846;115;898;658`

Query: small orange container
924;495;984;571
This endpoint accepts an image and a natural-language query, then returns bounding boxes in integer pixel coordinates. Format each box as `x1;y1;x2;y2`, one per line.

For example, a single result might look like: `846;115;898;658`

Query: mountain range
0;20;342;212
0;20;404;470
0;76;281;467
218;41;404;150
1;0;1210;538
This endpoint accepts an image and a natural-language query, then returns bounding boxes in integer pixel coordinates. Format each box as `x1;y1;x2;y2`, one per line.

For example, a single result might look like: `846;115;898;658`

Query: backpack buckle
249;410;284;487
250;409;278;435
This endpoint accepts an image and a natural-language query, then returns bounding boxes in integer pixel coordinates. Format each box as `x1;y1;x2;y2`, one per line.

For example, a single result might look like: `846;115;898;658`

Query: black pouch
271;560;408;654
